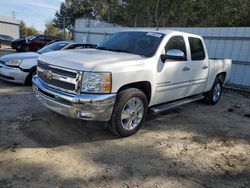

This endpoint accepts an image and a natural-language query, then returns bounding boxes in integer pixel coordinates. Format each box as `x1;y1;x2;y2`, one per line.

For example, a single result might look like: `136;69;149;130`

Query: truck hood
38;49;144;71
0;52;38;62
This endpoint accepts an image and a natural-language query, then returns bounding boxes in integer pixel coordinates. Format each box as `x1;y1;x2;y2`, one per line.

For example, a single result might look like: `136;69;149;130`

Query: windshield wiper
96;47;130;53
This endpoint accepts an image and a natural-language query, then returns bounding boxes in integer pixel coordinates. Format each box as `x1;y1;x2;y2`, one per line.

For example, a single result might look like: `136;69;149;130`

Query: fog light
75;110;92;119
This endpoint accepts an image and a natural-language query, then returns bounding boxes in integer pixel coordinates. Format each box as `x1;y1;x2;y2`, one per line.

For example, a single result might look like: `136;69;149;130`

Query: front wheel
204;77;223;105
21;45;30;52
109;88;148;137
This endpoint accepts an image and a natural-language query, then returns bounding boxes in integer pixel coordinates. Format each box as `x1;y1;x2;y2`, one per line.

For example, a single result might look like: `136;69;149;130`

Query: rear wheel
109;88;148;137
204;76;223;105
15;44;22;52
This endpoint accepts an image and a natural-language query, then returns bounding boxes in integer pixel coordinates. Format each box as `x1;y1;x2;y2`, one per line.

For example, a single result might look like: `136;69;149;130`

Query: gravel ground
0;50;250;188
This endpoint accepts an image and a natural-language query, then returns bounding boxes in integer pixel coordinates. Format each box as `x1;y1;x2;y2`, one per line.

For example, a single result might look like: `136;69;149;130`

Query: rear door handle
182;66;190;71
202;65;208;69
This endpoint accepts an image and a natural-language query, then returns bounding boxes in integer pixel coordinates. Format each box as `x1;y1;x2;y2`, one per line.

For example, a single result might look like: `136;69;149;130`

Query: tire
16;44;22;52
108;88;148;137
203;76;223;105
25;67;37;85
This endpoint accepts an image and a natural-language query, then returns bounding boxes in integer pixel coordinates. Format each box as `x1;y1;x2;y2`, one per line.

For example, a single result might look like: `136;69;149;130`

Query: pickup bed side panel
203;59;232;92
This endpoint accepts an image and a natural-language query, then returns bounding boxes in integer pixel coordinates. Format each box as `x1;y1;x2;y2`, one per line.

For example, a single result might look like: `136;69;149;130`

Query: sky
0;0;64;32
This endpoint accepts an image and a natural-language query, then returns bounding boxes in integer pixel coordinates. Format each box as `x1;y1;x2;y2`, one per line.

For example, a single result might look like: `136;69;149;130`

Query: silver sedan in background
0;41;96;85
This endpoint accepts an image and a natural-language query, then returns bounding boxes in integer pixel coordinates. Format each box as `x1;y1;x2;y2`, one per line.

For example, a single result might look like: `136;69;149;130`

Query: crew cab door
186;37;209;96
155;35;191;104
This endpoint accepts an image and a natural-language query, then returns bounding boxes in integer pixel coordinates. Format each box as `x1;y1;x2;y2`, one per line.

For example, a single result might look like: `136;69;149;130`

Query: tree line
20;0;250;38
20;20;69;39
53;0;250;32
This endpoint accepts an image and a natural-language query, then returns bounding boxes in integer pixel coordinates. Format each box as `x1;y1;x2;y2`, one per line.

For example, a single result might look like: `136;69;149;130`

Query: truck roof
121;29;203;39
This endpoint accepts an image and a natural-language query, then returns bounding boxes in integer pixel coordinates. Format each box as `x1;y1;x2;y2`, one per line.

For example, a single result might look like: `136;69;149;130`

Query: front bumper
32;75;116;121
0;64;28;84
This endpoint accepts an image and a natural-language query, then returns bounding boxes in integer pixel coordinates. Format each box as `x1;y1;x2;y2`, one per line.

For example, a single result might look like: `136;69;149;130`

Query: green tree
44;21;65;38
53;0;93;33
53;0;250;30
19;20;39;37
20;20;28;37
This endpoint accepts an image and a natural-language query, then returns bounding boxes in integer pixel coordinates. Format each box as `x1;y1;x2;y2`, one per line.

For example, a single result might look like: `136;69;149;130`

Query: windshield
37;41;70;54
97;31;165;57
26;36;36;41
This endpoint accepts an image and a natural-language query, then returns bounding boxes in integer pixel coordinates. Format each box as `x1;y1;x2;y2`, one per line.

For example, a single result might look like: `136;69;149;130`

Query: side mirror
161;49;186;62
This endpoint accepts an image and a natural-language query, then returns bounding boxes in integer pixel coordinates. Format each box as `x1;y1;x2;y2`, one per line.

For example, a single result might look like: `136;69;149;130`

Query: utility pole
11;11;16;18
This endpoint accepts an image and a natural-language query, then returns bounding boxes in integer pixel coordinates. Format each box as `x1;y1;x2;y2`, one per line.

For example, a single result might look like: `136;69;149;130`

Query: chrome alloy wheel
121;97;144;131
213;83;221;102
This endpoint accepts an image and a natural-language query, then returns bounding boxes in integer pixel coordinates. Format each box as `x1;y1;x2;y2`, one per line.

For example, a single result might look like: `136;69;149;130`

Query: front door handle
182;66;190;71
202;65;208;69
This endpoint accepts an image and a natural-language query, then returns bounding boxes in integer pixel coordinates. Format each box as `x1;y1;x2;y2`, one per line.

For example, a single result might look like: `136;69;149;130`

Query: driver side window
165;36;187;61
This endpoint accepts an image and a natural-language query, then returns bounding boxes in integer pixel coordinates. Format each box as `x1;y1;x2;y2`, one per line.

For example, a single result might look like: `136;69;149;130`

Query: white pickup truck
32;30;232;137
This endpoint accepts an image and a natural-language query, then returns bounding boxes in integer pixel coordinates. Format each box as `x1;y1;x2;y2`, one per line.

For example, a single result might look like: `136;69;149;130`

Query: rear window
188;37;205;61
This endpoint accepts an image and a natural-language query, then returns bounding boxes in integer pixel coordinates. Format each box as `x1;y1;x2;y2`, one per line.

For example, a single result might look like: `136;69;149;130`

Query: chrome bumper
32;75;116;121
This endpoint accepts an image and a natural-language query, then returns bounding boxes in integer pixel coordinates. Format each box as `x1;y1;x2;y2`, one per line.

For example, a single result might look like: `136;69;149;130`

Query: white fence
75;27;250;89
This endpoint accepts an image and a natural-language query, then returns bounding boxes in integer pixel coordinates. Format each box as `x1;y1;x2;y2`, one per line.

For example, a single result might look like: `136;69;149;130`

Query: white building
0;15;20;39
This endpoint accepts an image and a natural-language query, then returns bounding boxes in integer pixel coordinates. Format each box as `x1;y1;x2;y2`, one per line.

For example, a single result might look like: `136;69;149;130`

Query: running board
149;95;204;114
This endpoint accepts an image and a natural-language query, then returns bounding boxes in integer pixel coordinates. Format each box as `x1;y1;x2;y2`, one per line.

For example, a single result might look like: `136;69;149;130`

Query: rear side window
188;37;205;61
165;36;187;61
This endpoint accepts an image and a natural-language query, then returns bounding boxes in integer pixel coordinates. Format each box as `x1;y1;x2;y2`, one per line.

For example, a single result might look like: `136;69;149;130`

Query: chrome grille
37;61;81;93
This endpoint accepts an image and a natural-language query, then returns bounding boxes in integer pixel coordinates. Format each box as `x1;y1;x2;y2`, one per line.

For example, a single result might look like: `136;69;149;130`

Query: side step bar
149;94;204;114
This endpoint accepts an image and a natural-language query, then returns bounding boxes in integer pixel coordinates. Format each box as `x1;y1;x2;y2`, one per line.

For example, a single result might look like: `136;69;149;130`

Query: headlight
81;72;112;93
5;59;22;67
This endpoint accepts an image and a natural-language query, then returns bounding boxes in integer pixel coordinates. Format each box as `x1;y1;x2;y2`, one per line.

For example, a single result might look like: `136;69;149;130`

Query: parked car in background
0;41;96;85
0;34;14;47
11;35;61;52
32;30;232;137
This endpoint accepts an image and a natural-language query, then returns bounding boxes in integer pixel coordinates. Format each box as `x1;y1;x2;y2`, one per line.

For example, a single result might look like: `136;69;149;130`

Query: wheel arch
216;72;227;84
117;81;152;104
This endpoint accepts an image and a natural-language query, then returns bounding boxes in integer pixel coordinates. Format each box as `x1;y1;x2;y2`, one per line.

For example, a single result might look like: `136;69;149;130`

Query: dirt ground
0;50;250;188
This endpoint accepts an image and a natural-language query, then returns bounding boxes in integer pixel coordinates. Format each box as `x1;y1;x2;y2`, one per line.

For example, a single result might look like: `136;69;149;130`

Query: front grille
37;61;81;93
38;62;77;78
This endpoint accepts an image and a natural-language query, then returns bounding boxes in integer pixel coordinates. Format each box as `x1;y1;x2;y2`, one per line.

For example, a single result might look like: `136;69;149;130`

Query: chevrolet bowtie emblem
43;70;53;79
